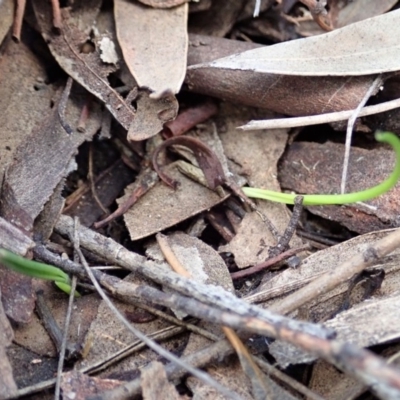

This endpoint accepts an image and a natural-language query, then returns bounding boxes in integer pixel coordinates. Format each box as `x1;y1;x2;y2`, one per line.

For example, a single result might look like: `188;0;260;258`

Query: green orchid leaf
0;248;79;296
243;132;400;206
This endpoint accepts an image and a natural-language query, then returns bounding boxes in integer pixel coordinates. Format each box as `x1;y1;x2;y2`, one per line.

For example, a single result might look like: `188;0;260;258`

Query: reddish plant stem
163;101;218;138
51;0;63;31
12;0;26;42
231;244;311;280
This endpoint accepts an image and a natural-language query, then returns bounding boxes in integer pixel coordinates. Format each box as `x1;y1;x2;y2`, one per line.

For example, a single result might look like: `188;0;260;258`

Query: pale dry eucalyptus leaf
114;0;188;97
0;0;14;45
32;0;135;130
141;361;180;400
190;10;400;76
138;0;189;8
0;38;57;189
61;371;123;400
336;0;398;28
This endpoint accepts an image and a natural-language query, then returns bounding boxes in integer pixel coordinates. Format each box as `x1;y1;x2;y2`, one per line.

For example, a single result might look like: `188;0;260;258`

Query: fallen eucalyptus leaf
115;0;188;97
190;10;400;76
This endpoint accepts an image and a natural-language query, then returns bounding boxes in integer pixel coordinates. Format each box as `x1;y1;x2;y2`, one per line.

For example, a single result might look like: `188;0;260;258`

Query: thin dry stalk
239;96;400;131
341;76;383;194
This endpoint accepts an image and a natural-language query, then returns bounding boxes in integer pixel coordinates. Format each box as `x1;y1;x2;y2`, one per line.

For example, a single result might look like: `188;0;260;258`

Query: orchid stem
242;132;400;206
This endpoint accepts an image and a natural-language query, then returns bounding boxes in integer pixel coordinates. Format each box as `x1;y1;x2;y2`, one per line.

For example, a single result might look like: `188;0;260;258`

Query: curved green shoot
242;132;400;206
0;248;78;296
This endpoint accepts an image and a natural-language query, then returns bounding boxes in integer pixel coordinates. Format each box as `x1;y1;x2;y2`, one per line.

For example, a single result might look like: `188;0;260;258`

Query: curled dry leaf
152;135;226;190
190;10;400;76
114;0;188;98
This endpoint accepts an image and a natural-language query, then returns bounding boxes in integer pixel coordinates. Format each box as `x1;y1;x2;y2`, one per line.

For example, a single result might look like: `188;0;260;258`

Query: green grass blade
243;132;400;206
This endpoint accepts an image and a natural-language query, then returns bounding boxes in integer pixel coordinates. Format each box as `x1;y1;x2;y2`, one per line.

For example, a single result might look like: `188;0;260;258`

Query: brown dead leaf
151;231;234;294
114;0;188;98
309;360;365;399
121;161;228;241
336;0;398;28
127;90;179;141
279;139;400;233
0;87;101;234
141;361;180;400
13;282;100;358
0;266;34;324
0;37;57;188
0;86;100;322
186;34;377;116
0;0;14;45
189;0;247;37
32;0;136;130
61;370;123;400
76;275;187;378
34;181;65;242
0;288;17;399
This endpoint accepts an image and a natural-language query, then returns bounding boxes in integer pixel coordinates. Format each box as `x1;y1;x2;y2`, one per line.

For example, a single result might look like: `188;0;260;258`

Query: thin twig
271;228;400;315
94;169;158;229
71;219;243;400
341;76;383;194
269;195;304;257
239;96;400;131
54;276;77;400
88;144;109;215
58;77;73;134
156;233;191;278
